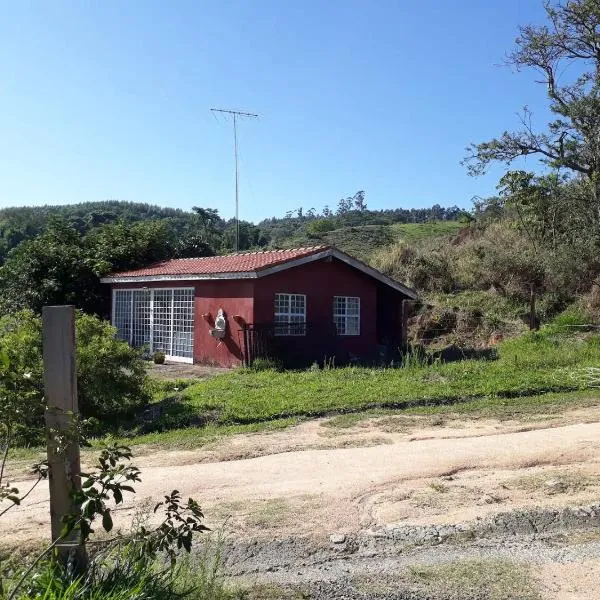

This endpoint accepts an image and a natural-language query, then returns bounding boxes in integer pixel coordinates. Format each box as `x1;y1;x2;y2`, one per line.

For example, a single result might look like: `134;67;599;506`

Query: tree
353;190;367;211
0;218;99;316
463;0;600;203
191;206;222;247
306;218;336;238
336;196;352;214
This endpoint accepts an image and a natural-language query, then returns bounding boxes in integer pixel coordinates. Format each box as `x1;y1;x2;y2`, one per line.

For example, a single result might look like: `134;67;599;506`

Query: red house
101;245;417;367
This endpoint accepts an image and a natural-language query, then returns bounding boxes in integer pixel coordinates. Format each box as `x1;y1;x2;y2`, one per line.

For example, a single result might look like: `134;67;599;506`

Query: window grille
112;288;194;361
274;293;306;336
333;296;360;335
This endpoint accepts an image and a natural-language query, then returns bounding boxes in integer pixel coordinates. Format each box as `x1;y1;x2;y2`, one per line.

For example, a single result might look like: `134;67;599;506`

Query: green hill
277;221;463;261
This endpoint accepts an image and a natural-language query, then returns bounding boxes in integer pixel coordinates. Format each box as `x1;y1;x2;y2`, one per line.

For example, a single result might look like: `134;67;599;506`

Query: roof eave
100;271;259;284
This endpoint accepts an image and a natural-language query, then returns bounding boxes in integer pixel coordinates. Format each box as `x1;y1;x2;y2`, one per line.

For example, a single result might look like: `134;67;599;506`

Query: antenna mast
210;108;258;252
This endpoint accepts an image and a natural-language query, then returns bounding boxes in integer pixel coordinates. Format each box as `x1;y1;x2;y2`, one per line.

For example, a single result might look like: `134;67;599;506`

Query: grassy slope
389;220;463;242
279;221;462;261
149;328;600;430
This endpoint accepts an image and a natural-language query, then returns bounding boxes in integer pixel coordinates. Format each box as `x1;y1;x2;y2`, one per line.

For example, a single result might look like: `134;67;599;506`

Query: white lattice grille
333;296;360;335
172;289;194;358
152;289;172;354
132;290;151;348
114;290;132;342
112;287;194;360
274;293;306;336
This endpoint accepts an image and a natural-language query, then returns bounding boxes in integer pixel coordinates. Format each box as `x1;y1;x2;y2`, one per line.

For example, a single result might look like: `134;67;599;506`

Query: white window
274;293;306;336
333;296;360;336
112;288;194;362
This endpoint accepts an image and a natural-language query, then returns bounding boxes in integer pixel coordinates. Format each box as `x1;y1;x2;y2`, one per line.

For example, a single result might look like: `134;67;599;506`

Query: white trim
101;271;257;283
274;292;307;337
165;355;194;364
333;296;361;336
101;248;418;299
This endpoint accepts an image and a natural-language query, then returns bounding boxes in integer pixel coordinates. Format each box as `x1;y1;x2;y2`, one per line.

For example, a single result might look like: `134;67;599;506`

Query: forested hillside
0;196;463;317
3;0;600;345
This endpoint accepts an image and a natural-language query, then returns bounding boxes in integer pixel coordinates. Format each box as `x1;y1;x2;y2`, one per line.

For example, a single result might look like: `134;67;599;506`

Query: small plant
429;481;448;493
249;357;282;372
400;346;428;369
153;351;166;365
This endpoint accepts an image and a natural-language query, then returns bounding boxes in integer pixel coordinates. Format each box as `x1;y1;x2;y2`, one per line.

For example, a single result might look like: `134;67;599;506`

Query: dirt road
3;408;600;598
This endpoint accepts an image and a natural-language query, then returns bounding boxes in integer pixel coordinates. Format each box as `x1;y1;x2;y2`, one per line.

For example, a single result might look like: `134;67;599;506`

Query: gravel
219;504;600;598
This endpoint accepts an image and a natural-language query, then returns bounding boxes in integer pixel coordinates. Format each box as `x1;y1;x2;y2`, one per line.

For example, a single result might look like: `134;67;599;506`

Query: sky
0;1;554;222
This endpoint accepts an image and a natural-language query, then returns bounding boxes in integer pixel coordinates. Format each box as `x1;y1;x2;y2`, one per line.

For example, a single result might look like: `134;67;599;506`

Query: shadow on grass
133;395;221;433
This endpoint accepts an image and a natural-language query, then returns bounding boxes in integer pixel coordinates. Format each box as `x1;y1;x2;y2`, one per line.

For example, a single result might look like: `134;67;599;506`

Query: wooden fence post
42;305;88;569
400;300;414;351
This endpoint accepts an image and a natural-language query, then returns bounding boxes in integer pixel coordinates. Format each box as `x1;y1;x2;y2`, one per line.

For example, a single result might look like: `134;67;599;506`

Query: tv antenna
210;108;258;251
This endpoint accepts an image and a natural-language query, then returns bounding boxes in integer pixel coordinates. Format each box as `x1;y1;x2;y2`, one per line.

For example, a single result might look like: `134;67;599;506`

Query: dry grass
505;469;600;496
405;559;541;600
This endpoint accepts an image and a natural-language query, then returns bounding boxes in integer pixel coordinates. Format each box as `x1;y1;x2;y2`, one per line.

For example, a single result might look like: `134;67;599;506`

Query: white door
112;288;194;363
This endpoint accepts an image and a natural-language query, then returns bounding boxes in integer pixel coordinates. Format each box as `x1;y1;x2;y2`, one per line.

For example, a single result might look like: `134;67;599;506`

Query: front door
112;288;194;363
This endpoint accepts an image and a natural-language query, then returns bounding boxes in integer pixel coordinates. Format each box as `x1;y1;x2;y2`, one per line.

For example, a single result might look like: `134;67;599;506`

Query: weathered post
400;299;414;352
42;305;87;569
529;284;538;331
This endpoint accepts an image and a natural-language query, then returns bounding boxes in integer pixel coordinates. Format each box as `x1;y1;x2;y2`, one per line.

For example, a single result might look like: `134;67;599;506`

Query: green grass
322;225;395;259
170;330;600;426
279;221;463;262
106;417;301;450
390;220;463;242
10;328;600;457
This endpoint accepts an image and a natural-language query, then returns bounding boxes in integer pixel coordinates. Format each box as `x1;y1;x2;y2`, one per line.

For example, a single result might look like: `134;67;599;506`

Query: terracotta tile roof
107;246;330;278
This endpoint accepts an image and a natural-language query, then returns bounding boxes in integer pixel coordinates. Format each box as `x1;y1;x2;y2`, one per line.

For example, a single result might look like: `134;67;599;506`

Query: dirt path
3;408;600;598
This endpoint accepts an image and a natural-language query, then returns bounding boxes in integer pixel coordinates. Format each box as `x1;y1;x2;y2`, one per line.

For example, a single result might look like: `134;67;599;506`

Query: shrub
305;218;336;237
76;313;150;421
153;351;166;365
0;311;150;442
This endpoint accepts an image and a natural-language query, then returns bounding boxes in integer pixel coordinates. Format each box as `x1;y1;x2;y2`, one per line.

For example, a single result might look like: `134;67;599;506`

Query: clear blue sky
0;1;552;221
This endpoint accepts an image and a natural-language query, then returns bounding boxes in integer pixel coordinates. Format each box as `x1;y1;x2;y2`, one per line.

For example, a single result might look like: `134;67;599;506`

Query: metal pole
233;112;239;252
42;305;87;570
210;108;258;254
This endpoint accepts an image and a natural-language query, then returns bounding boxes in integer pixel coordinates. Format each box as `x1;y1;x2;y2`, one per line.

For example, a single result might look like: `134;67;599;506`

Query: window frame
333;296;361;336
112;287;195;362
274;293;307;336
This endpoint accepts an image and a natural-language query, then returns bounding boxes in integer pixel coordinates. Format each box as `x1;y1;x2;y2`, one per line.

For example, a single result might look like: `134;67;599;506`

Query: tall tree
464;0;600;203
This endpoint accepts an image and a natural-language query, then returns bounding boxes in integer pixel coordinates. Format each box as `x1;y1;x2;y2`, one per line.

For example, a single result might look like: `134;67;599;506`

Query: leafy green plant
0;311;149;443
153;351;166;365
3;440;211;600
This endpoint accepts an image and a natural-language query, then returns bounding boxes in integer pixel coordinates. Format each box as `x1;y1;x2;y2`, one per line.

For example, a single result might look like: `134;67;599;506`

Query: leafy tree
353;190;367;211
306;218;337;238
0;218;98;315
221;220;262;251
464;0;600;203
86;220;174;277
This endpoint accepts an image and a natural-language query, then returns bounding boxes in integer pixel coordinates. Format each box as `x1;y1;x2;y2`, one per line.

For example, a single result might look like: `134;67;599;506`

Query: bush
153;351;166;365
76;313;150;421
305;218;336;237
0;311;149;443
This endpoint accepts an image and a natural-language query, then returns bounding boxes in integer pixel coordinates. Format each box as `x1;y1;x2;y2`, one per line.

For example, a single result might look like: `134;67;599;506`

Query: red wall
193;280;254;367
253;258;378;363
